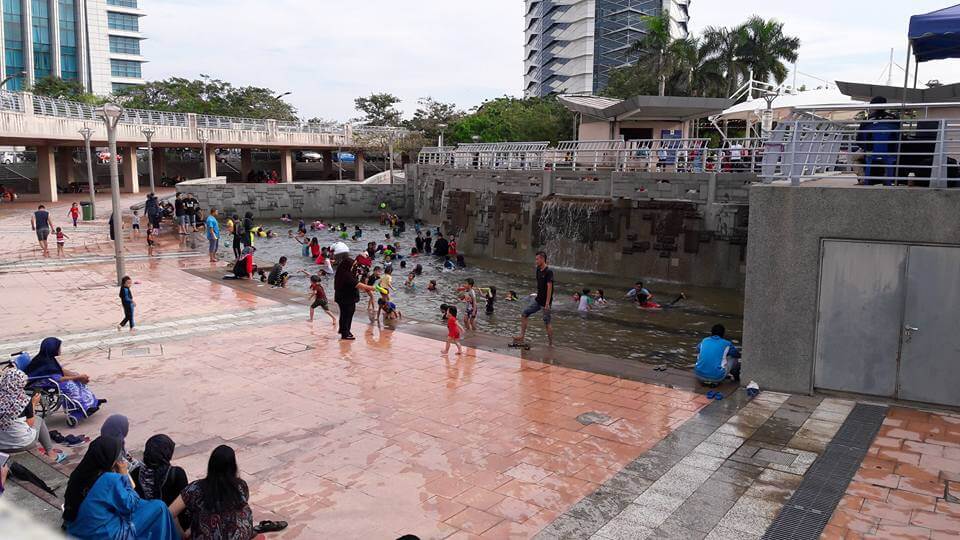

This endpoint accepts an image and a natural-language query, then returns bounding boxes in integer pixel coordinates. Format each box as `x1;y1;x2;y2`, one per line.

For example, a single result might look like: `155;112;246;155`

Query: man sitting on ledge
695;324;741;386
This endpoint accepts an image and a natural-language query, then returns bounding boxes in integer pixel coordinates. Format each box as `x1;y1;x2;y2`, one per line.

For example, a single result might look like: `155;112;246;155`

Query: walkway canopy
909;4;960;62
714;88;864;122
559;95;733;121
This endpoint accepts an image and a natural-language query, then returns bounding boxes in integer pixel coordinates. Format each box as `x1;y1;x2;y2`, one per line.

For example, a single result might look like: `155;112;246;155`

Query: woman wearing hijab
24;337;103;422
63;436;178;539
132;435;190;528
0;368;68;463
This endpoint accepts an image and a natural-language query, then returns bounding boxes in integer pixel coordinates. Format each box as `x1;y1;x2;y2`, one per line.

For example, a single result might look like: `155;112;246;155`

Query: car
335;152;355;163
300;151;323;162
0;151;17;164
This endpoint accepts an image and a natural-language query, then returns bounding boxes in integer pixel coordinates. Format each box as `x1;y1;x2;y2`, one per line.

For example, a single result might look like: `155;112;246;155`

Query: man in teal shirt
695;324;741;384
205;207;220;262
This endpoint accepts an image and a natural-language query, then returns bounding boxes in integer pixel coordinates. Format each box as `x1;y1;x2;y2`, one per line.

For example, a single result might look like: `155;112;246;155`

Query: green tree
404;97;463;143
449;95;572;145
28;76;104;104
353;93;402;126
116;75;297;120
738;16;800;86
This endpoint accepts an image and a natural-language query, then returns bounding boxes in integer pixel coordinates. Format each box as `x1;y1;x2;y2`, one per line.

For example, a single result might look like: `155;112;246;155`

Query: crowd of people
0;338;288;539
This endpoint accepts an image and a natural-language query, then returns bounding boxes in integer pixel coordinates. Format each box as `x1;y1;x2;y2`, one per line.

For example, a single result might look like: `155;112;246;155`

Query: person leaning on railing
854;97;900;186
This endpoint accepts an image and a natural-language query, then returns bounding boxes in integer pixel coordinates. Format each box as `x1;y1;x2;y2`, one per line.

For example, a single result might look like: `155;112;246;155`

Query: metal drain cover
576;412;611;425
109;345;164;358
270;342;313;355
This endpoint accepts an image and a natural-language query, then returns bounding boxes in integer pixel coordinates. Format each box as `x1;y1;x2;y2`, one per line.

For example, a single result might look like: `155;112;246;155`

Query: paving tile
753;448;799;466
651;519;709;540
444;507;504;535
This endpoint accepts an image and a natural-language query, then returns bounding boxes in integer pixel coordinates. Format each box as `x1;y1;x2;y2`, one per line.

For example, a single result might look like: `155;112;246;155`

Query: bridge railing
758;117;960;187
418;139;723;173
0;90;348;137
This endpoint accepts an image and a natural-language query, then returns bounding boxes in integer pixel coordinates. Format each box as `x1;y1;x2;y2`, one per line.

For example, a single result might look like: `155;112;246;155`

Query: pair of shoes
341;334;356;340
253;520;288;534
706;390;724;400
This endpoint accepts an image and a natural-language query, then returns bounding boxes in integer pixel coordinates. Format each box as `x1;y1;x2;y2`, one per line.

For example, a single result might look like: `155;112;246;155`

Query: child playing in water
131;211;141;238
595;289;608;305
484;286;497;314
307;274;336;328
55;227;68;257
442;305;463;355
427;279;437;292
377;298;402;321
352;225;363;241
460;278;478;331
146;227;156;256
577;288;592;313
505;290;519;301
378;266;394;300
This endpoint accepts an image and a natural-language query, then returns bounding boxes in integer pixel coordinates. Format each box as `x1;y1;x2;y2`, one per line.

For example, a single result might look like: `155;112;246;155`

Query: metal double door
814;240;960;406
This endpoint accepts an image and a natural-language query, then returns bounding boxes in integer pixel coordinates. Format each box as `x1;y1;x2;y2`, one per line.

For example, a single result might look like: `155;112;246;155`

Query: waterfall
535;197;610;270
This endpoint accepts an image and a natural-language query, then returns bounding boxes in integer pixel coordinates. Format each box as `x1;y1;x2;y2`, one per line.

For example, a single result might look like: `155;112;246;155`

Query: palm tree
630;12;674;96
737;16;800;85
702;25;748;96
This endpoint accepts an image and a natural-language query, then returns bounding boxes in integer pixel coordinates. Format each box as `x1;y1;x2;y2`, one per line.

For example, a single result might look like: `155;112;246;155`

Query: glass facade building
524;0;690;97
0;0;146;94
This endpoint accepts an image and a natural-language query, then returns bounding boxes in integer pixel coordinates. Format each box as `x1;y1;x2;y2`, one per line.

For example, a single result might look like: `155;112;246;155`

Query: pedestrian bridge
0;91;399;200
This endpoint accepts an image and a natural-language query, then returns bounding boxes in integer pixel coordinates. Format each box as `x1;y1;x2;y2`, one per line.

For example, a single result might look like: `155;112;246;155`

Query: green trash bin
80;201;93;221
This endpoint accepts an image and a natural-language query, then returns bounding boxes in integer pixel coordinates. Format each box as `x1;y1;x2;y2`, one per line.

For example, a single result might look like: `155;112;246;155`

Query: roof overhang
558;94;734;122
836;81;960;103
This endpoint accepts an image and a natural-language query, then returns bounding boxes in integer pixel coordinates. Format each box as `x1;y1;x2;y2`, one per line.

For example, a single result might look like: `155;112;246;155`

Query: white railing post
933;120;948;188
787;121;800;186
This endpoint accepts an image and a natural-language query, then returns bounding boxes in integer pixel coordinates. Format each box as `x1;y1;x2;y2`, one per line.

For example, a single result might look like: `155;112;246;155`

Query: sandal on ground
253;520;288;533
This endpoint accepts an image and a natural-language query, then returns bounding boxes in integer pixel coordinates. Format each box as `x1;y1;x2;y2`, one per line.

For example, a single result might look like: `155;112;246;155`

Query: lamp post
79;126;96;219
197;129;209;177
97;103;125;285
141;127;155;193
388;130;396;185
0;70;26;89
437;123;447;147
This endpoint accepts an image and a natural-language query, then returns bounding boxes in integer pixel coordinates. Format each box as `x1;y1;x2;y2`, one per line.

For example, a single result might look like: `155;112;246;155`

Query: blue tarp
910;4;960;62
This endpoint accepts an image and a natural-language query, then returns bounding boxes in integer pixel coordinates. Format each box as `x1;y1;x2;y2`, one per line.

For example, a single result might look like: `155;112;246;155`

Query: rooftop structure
524;0;690;97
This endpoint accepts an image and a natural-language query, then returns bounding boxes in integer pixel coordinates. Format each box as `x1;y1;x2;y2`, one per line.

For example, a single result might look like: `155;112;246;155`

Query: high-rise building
0;0;146;94
524;0;690;97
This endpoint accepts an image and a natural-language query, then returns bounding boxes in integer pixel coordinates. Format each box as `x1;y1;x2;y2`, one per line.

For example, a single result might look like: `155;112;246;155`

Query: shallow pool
229;219;744;367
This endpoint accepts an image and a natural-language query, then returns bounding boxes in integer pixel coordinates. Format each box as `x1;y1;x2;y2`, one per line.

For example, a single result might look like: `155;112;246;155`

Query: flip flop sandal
55;452;69;464
713;393;724;400
705;391;716;399
253;520;288;533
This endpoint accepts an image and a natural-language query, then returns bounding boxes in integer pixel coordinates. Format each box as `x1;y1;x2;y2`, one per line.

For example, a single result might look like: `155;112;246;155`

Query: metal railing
0;90;347;136
758;117;960;187
418;139;724;173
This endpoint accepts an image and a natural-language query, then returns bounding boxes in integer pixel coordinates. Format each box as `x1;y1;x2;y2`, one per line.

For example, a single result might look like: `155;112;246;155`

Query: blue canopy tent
905;4;960;92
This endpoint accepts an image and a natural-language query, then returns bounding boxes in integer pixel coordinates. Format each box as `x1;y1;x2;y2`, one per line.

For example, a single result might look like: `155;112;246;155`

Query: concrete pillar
355;150;365;182
56;147;75;187
37;145;58;202
323;150;334;176
240;148;253;181
120;146;139;193
152;147;165;182
280;149;294;183
204;146;218;178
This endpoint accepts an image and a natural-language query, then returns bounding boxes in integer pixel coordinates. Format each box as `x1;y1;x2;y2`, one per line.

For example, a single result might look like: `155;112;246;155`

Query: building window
2;0;24;90
59;0;78;80
110;59;141;78
108;0;137;6
109;35;140;55
112;82;138;93
32;0;52;81
107;11;139;31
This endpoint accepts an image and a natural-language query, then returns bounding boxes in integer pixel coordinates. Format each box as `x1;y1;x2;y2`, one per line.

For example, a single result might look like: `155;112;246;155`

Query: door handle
904;325;919;342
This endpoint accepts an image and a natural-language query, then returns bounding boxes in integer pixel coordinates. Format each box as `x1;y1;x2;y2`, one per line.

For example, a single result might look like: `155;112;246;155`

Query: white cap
332;241;350;255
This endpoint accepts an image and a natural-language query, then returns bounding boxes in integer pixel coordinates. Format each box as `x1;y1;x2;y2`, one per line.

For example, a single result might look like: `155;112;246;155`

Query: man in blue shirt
205;207;220;262
695;324;741;385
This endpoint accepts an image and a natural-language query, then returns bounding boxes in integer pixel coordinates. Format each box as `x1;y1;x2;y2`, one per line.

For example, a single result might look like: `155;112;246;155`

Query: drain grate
576;411;611;425
762;403;886;540
270;342;313;355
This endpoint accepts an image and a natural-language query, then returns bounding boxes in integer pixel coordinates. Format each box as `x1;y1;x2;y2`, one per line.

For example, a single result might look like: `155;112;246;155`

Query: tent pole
913;63;919;89
902;41;912;109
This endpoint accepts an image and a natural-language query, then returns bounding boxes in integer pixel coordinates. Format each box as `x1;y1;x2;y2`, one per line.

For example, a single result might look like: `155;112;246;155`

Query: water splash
535;197;610;270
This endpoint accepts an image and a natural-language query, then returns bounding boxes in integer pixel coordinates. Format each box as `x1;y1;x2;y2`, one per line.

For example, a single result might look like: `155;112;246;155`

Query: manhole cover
576;411;611;425
270;343;313;355
109;345;164;358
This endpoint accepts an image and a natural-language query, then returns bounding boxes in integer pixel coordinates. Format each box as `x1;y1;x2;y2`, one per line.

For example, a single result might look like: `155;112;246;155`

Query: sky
141;1;960;122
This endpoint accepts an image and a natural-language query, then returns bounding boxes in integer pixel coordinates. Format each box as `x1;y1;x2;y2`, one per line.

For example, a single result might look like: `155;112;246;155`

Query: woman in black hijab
62;436;123;523
132;434;190;528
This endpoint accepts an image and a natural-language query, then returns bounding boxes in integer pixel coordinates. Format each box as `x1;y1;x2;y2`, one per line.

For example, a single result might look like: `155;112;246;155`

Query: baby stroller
7;351;92;427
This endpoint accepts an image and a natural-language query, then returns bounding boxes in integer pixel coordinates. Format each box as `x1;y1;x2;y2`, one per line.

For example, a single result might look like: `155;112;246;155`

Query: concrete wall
743;179;960;394
176;177;412;219
409;164;753;288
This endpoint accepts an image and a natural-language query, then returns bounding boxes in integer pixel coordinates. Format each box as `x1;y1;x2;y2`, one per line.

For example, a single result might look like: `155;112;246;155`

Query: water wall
409;165;751;289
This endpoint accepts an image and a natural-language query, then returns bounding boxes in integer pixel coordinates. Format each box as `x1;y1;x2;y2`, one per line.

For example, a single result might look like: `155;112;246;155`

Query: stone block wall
409;165;750;288
176;178;412;219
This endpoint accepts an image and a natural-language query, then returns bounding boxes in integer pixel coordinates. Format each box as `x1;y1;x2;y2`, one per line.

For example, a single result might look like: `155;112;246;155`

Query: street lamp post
437;123;447;148
97;103;125;285
79;126;96;219
0;70;26;89
197;129;209;177
388;130;395;185
142;128;155;193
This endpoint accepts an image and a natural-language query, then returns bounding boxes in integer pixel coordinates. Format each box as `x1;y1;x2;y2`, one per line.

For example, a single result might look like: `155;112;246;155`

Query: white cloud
141;1;960;121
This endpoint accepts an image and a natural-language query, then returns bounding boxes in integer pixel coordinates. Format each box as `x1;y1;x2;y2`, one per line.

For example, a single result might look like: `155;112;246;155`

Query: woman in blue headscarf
24;337;103;422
